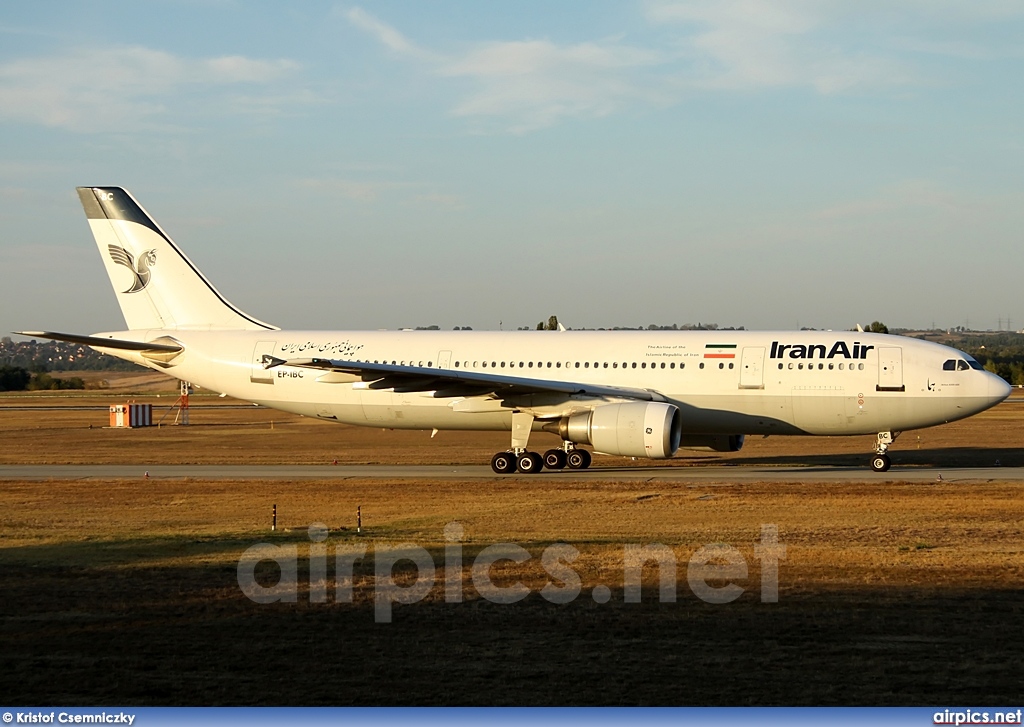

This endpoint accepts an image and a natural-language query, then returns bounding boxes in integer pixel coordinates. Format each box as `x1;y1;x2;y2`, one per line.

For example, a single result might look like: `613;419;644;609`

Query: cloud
344;7;433;59
440;40;667;132
648;0;915;92
813;180;976;221
346;7;667;132
0;46;303;132
344;3;1023;132
411;193;465;210
297;176;410;202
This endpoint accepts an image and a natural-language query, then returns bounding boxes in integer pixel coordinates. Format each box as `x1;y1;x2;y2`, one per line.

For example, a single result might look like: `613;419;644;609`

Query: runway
1;463;1022;481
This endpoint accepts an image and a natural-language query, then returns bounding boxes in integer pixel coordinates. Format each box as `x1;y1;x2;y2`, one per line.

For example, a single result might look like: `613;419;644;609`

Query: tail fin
77;186;277;331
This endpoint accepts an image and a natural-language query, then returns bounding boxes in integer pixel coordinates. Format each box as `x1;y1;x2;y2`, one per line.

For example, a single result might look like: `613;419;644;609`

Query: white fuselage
96;328;1011;438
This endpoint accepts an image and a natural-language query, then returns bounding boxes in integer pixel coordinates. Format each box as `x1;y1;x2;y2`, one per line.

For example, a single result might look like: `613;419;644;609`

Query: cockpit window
944;358;982;372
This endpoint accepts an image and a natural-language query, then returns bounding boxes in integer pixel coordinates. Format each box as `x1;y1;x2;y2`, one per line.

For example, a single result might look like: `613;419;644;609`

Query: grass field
1;376;1023;704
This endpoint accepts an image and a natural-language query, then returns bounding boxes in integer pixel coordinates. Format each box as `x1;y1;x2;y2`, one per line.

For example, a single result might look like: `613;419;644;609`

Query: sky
1;1;1022;336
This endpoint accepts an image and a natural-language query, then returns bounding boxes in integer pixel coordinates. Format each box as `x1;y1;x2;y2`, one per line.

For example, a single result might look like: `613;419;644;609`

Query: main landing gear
870;431;900;472
489;411;592;474
489;442;591;474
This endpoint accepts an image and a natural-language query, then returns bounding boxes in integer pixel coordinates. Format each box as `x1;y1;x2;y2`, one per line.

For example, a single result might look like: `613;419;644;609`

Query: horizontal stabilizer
15;331;183;353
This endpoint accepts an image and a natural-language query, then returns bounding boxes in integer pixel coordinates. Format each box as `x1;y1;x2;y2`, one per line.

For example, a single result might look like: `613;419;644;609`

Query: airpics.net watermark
237;522;785;622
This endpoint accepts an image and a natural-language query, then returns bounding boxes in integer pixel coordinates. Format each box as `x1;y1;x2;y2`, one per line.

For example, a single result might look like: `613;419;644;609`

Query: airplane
19;186;1012;474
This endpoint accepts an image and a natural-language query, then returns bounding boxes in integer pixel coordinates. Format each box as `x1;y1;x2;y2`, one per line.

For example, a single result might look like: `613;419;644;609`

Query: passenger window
729;363;734;369
454;361;460;368
585;362;590;368
661;362;666;369
604;362;609;368
828;363;833;370
575;362;580;368
788;363;794;370
699;362;705;369
632;363;637;369
718;362;724;369
670;363;675;369
838;363;844;370
778;363;783;370
642;362;647;369
680;363;685;369
858;363;864;370
798;363;804;370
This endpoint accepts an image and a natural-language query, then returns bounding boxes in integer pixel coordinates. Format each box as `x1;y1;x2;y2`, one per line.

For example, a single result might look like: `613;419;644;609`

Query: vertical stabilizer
77;186;276;331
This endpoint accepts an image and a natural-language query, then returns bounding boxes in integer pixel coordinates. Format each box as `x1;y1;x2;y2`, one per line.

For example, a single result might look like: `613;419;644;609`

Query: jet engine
678;434;745;452
545;402;682;459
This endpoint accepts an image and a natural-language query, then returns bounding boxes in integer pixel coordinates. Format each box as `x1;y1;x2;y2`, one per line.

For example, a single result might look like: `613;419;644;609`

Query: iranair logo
108;244;156;294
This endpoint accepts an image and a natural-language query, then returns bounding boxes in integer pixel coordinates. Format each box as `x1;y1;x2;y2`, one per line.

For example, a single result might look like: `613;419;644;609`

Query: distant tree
0;365;31;391
26;372;85;391
536;316;559;331
867;321;889;334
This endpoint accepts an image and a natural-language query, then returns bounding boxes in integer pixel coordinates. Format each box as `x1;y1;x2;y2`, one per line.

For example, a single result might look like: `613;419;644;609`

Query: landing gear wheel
491;451;517;474
566;449;592;470
517;451;543;474
543;449;567;470
870;454;891;472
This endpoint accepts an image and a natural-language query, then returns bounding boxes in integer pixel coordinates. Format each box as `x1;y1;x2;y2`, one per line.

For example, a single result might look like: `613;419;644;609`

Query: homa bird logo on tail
107;244;156;293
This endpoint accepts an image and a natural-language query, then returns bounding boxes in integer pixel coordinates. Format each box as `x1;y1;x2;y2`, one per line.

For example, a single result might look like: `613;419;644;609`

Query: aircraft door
250;341;277;384
877;347;904;392
739;347;765;389
437;350;452;369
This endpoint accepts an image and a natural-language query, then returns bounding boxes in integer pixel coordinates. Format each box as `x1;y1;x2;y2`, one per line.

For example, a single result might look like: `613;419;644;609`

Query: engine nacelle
550;402;682;459
678;434;745;452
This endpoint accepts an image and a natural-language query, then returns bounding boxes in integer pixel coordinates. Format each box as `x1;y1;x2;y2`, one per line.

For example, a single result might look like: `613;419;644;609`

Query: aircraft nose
987;373;1013;405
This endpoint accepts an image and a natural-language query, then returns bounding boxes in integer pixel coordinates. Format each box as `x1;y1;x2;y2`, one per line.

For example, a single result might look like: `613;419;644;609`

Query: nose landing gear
870;431;900;472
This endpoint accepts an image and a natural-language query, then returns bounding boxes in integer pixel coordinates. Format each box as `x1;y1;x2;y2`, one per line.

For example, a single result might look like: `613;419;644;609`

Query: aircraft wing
265;356;661;402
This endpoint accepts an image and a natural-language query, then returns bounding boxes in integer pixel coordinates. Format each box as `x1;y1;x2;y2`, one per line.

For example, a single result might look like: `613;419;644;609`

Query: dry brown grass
1;380;1024;705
